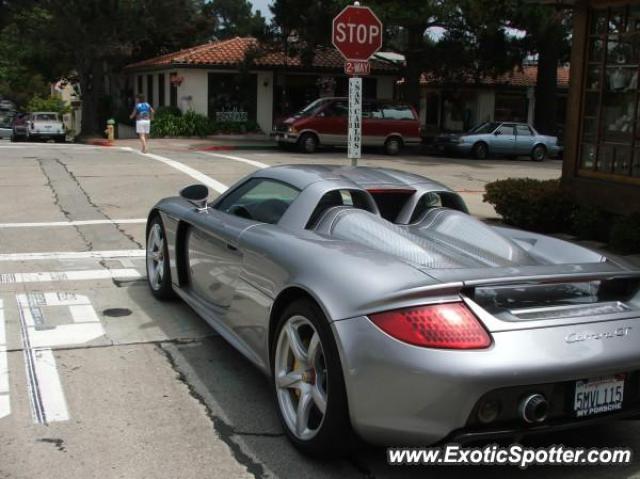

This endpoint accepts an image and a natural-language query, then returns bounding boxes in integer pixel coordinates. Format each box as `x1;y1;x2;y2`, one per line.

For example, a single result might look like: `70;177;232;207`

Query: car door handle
226;243;238;251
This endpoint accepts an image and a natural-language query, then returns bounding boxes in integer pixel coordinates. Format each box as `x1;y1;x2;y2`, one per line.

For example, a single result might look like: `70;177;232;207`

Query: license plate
44;125;52;129
574;374;624;417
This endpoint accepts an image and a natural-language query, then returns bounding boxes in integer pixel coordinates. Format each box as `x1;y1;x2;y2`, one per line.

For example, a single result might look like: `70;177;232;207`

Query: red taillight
368;302;492;350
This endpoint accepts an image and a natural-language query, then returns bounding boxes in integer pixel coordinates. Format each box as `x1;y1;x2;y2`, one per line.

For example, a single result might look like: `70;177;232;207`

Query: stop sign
332;5;383;61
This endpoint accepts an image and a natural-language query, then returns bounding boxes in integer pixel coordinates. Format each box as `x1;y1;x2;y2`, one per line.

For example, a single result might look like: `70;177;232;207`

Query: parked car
434;121;563;161
10;112;29;142
0;110;14;140
146;164;640;456
24;111;66;142
272;97;421;155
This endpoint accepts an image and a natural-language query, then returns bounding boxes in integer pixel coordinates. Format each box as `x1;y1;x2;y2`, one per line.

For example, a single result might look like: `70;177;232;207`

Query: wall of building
376;76;395;100
176;69;207;115
256;71;274;133
476;90;495;124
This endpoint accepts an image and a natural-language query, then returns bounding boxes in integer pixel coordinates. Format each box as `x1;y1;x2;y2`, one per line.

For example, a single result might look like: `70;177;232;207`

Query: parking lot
1;141;638;478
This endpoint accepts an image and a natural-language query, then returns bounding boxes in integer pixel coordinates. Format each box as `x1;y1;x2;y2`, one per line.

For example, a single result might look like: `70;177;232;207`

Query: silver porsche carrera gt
146;164;640;456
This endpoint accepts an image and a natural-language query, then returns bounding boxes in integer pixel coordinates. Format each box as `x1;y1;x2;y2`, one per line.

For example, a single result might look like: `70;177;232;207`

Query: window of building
208;73;256;121
158;74;165;107
580;5;640;179
495;92;528;123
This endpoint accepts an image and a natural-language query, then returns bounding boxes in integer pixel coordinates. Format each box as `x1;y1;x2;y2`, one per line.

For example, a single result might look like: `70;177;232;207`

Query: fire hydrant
105;118;115;142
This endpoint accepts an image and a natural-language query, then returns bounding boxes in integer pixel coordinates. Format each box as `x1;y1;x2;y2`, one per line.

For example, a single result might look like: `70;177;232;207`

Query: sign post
332;2;383;166
347;77;362;165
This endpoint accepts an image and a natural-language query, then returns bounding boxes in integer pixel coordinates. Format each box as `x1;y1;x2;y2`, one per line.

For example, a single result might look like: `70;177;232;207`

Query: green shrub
483;178;575;233
155;105;182;118
151;110;212;138
570;205;611;241
609;213;640;255
26;95;70;115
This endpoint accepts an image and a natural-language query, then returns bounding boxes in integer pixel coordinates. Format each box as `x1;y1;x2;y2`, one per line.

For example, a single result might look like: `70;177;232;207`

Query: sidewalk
82;134;276;151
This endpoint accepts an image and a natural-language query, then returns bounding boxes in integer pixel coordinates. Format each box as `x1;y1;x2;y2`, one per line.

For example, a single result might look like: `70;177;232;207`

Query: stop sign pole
332;2;383;166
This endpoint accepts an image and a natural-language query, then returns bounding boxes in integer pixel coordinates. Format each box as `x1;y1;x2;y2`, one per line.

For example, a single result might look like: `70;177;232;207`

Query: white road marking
0;218;146;228
0;300;10;419
0;249;145;262
16;292;106;424
200;151;268;169
32;349;69;422
0;269;140;284
122;147;228;193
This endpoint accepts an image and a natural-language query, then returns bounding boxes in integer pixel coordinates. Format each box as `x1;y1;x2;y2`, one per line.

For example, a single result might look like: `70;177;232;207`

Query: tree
507;2;572;135
204;0;267;40
0;0;216;134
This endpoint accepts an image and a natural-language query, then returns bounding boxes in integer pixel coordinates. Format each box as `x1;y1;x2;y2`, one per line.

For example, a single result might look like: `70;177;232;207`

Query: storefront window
580;5;640;178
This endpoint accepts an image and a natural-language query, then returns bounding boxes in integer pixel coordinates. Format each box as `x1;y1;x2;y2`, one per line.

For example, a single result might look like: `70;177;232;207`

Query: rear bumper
331;315;640;446
434;143;473;156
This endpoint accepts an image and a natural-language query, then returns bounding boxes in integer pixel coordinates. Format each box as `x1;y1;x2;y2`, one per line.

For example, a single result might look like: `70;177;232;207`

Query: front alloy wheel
146;217;175;299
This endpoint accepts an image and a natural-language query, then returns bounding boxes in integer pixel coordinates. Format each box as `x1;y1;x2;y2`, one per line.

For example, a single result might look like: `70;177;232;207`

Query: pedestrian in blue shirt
129;94;155;153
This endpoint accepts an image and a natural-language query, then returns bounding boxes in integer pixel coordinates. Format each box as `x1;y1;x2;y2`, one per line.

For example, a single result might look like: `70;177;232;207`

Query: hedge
150;110;260;138
483;178;640;254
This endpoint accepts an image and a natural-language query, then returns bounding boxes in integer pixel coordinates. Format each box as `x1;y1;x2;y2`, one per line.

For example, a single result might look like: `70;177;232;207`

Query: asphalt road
2;140;637;478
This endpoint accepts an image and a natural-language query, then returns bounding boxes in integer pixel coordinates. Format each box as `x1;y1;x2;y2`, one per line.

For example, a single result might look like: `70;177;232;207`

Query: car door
315;99;348;146
188;178;300;324
362;101;385;146
514;124;536;155
187;209;258;319
490;123;516;154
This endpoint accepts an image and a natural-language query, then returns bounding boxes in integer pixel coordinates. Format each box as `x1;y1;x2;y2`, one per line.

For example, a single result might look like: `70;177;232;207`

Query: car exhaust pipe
519;394;549;423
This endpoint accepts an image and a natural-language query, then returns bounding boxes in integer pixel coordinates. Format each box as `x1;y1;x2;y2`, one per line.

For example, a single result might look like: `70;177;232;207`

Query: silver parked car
0;110;14;140
435;121;563;161
147;165;640;456
25;111;66;142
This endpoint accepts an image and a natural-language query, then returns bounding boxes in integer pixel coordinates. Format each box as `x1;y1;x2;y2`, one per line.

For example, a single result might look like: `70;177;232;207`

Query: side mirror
494;130;501;136
180;184;209;211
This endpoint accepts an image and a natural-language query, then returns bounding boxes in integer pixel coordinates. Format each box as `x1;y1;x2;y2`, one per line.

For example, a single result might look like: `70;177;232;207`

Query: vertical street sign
348;77;362;164
332;2;383;166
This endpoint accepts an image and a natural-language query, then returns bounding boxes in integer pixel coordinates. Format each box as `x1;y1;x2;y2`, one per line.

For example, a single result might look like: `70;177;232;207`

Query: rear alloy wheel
472;142;488;160
146;216;175;300
299;133;318;154
384;137;403;155
272;299;351;457
531;144;547;162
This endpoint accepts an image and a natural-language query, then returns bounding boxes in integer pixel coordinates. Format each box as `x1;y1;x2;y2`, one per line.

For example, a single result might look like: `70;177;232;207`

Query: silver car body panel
150;164;640;445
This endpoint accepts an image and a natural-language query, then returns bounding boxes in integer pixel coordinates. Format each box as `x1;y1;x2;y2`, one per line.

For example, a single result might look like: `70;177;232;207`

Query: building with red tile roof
125;36;570;134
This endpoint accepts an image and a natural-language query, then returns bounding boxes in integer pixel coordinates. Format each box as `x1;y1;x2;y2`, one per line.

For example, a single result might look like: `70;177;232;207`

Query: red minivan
272;97;421;155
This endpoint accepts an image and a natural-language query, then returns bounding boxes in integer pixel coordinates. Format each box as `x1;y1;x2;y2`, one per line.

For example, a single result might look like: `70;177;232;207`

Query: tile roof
420;65;570;88
125;36;398;72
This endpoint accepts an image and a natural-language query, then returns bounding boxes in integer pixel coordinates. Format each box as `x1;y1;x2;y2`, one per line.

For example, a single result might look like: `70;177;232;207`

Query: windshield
296;99;332;117
34;113;59;122
468;122;500;134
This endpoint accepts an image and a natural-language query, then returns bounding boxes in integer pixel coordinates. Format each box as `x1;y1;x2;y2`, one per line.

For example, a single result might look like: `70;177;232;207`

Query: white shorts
136;119;151;134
